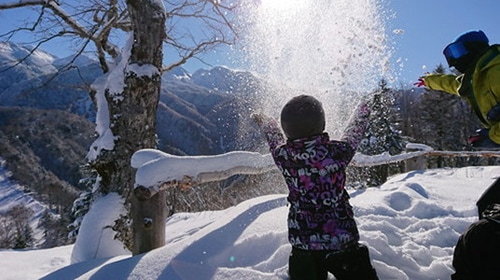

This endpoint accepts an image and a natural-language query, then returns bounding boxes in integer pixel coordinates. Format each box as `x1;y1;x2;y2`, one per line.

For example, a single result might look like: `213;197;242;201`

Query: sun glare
260;0;306;11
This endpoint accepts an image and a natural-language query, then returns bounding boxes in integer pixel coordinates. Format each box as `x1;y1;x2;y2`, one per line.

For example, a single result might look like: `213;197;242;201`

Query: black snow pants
288;243;378;280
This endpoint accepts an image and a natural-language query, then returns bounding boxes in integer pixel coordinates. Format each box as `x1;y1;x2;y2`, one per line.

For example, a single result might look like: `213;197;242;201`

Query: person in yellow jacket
415;30;500;150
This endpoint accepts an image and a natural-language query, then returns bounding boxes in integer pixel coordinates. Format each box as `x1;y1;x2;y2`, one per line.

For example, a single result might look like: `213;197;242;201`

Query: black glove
468;128;489;144
487;103;500;122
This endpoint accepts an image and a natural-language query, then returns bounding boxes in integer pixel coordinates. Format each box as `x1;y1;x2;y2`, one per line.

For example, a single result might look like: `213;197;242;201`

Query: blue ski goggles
443;41;468;67
442;30;489;67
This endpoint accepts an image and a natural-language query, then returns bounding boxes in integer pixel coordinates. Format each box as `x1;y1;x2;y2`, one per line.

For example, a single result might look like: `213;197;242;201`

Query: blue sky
1;0;499;86
387;0;500;85
181;0;500;86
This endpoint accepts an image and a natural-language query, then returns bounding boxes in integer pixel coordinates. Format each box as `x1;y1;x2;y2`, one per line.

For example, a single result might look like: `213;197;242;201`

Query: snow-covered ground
0;165;498;279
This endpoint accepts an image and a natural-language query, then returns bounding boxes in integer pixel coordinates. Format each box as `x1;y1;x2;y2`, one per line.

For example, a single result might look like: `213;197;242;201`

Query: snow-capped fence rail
131;143;500;200
129;144;500;254
131;149;276;200
353;143;500;171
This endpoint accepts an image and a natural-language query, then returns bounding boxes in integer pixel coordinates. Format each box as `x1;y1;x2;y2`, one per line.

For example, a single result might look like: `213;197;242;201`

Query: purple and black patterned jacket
257;103;370;251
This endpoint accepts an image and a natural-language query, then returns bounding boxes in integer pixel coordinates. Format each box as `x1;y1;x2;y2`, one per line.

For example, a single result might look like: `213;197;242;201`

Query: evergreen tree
418;64;470;167
39;209;72;248
68;167;98;241
349;78;406;188
0;214;14;248
13;224;34;249
362;79;406;155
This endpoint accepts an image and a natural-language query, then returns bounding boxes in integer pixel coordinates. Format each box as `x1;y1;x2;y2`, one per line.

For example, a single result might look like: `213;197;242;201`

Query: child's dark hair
280;95;325;140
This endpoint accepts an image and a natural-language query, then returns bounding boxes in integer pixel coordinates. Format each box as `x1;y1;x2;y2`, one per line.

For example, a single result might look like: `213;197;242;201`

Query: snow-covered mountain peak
0;41;56;68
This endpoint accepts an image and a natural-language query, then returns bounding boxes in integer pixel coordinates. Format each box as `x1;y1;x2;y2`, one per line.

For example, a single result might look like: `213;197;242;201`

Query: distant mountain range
0;41;274;247
0;41;269;155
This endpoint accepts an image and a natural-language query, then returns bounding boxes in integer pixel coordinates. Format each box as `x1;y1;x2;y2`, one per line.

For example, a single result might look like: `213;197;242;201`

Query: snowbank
0;166;497;279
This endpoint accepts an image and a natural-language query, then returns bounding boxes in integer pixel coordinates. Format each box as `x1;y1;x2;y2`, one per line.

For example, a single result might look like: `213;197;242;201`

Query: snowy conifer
349;79;406;188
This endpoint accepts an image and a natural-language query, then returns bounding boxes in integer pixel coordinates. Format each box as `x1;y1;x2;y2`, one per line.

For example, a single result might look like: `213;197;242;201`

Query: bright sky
387;0;500;85
196;0;500;86
1;0;499;87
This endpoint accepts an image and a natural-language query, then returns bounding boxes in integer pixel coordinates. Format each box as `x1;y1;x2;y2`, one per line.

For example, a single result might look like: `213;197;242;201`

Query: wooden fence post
132;189;166;255
405;148;427;172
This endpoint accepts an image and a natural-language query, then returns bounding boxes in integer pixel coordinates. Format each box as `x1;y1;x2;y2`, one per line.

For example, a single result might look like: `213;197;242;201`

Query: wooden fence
131;143;500;254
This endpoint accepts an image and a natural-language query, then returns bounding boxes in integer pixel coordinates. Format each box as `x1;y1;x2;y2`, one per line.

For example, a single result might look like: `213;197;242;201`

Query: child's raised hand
357;103;370;117
413;77;426;88
251;112;266;126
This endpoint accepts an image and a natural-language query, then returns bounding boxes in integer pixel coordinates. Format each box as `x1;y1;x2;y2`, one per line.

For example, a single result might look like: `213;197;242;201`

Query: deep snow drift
0;166;498;280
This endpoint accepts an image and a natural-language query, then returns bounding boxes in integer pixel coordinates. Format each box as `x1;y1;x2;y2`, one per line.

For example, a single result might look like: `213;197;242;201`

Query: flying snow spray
239;0;394;136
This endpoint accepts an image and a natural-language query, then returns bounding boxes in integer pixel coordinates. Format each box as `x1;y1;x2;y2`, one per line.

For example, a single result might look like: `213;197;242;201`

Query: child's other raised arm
340;101;371;150
251;113;285;151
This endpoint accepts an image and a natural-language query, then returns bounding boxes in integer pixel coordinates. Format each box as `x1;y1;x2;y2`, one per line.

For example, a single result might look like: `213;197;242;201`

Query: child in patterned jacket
252;95;378;280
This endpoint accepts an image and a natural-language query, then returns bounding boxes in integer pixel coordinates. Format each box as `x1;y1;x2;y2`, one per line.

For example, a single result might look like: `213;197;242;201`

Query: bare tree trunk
92;0;166;253
1;0;236;255
127;0;166;255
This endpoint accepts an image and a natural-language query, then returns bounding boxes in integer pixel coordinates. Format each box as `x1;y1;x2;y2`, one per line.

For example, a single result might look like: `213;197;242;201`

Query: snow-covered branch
131;149;275;199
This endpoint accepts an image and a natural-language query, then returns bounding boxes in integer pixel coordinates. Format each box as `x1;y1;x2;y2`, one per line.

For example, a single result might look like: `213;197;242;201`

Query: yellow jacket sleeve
424;74;461;95
487;65;500;101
